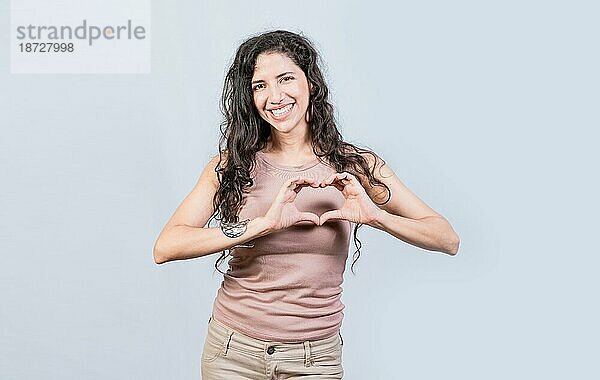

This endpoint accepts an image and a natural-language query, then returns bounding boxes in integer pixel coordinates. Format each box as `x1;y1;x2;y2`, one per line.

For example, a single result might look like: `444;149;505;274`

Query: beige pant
201;315;344;379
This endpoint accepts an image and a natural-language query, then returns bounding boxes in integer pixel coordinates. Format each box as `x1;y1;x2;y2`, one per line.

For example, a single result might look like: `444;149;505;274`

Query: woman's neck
261;138;316;164
263;135;313;156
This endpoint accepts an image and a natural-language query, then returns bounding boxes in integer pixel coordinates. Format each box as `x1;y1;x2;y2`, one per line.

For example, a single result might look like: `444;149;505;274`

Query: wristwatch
220;218;251;238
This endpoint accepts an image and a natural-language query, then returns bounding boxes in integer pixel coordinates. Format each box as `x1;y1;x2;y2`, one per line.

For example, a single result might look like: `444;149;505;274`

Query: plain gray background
1;0;598;379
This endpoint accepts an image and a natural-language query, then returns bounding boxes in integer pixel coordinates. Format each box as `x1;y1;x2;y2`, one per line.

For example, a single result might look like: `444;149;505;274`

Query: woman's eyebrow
251;71;295;85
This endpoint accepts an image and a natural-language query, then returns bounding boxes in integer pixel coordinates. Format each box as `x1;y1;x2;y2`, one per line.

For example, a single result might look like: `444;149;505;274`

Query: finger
286;177;301;188
294;186;308;194
277;177;301;199
319;209;343;225
288;177;313;191
321;175;346;191
321;172;352;186
304;177;320;187
321;173;345;187
295;177;317;184
292;178;320;192
293;182;315;193
298;212;320;225
319;174;335;187
335;172;354;184
322;182;345;192
296;177;319;188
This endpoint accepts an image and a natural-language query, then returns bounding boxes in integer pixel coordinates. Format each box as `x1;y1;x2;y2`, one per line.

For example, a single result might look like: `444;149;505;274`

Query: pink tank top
211;150;352;342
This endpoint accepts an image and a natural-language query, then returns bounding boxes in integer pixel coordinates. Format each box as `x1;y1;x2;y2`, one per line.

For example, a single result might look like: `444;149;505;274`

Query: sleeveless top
210;150;352;342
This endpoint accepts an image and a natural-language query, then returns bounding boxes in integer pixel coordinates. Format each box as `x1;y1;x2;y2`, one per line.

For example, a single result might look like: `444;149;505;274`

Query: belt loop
338;331;344;346
223;330;234;357
303;341;313;367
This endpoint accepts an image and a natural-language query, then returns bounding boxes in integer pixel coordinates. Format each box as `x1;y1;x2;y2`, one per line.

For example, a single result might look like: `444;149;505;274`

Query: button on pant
201;315;344;379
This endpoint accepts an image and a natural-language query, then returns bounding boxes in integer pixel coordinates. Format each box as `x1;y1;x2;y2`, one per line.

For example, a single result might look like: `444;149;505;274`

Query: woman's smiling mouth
269;103;294;119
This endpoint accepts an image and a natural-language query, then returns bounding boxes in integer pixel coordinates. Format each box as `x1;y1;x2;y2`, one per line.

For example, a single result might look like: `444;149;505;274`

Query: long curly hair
207;29;391;277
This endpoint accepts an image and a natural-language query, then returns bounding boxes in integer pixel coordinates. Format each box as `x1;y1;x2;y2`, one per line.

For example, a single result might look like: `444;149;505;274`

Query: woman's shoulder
208;149;230;168
341;143;384;170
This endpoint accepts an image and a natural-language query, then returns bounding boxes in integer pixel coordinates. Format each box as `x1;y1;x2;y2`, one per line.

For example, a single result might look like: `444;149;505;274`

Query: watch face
221;219;249;238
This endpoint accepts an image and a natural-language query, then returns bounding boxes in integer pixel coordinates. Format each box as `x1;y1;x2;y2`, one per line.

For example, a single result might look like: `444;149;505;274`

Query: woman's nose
268;84;285;104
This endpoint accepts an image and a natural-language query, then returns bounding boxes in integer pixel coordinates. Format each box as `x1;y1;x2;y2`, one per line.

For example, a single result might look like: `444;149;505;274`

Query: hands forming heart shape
263;172;383;231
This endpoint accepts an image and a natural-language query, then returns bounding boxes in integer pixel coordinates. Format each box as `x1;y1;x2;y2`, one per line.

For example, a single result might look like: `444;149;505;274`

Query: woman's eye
252;77;293;91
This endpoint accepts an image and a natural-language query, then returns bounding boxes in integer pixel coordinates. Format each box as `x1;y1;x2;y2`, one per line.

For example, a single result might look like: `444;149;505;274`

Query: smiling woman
152;29;460;379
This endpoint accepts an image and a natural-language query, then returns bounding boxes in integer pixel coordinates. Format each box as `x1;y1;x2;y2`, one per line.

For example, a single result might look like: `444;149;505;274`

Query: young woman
153;30;460;379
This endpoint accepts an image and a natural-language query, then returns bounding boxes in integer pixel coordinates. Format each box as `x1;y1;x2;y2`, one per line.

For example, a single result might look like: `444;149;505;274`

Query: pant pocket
201;337;223;363
312;346;343;368
201;321;226;363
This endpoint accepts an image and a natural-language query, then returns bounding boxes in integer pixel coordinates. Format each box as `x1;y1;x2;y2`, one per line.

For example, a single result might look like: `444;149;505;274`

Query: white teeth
271;103;293;117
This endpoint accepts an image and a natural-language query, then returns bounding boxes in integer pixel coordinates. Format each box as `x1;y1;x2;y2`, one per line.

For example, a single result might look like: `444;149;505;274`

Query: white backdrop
1;0;598;379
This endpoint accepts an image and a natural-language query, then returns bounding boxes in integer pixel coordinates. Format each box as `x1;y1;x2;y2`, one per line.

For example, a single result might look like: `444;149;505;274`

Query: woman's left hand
318;172;382;226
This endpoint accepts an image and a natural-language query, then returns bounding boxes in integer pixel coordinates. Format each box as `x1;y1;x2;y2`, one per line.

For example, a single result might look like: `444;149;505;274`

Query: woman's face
251;52;311;134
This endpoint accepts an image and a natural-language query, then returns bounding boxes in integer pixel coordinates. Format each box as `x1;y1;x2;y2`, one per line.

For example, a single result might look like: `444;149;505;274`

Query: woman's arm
153;153;273;264
357;151;460;256
154;219;273;264
368;211;459;255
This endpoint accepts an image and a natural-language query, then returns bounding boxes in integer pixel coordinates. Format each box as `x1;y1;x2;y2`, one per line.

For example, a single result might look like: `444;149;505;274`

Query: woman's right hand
263;177;321;231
